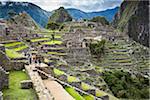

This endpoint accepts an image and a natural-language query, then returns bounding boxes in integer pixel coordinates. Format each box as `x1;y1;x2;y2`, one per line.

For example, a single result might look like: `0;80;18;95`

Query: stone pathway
44;79;75;100
25;64;54;100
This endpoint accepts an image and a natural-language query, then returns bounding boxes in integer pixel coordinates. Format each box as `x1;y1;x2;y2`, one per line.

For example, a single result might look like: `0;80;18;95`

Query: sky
0;0;123;12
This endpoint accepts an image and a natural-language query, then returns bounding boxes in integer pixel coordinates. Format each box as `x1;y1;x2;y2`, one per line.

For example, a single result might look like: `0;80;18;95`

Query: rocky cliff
113;0;149;47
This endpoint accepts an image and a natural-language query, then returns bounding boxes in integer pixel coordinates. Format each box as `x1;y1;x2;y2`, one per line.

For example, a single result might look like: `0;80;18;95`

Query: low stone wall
20;80;33;89
0;67;9;91
0;91;3;100
10;61;27;71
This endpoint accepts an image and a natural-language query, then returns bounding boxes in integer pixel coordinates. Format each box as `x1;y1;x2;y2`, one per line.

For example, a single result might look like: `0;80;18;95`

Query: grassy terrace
6;49;24;59
47;52;66;56
31;38;50;42
52;68;118;100
3;42;22;47
3;71;37;100
41;40;62;45
13;45;28;52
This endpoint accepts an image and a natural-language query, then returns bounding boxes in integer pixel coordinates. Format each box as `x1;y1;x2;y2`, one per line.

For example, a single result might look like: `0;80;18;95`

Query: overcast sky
0;0;123;12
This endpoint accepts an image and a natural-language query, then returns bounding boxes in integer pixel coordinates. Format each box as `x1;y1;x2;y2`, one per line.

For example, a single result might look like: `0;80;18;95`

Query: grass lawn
53;68;65;76
3;71;37;100
47;52;66;56
65;87;85;100
41;40;62;45
81;82;94;91
13;45;28;52
4;42;22;47
67;76;80;83
82;95;94;100
6;49;24;58
31;38;50;42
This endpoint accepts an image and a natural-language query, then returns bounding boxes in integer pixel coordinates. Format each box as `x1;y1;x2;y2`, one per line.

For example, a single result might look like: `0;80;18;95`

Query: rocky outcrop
113;0;149;47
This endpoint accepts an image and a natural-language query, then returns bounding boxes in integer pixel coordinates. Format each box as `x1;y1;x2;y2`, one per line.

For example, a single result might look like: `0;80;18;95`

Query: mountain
0;1;51;27
49;7;72;23
113;0;149;47
0;1;118;27
67;7;119;22
8;12;39;29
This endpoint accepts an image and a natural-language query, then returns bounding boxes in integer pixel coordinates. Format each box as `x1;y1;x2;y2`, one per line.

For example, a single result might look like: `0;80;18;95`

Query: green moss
53;68;65;76
65;87;85;100
67;76;80;83
6;49;24;58
3;71;37;100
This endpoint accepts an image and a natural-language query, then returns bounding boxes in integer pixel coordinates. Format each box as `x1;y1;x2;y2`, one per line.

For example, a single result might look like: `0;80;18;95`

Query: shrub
89;39;106;56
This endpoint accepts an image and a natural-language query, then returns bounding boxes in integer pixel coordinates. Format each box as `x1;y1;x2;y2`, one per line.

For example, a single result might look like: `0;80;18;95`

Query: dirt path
43;79;75;100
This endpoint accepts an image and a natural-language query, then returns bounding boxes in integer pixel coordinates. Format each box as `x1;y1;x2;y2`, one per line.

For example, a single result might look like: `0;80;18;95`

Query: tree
46;21;60;30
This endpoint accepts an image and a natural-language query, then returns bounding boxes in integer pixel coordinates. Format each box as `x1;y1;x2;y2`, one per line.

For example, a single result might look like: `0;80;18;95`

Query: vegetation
4;42;22;47
13;45;28;52
67;76;80;83
65;87;85;100
89;40;106;56
103;70;149;99
3;71;37;100
53;68;65;76
41;40;62;45
6;49;24;58
90;16;109;25
46;21;61;30
49;7;72;23
31;38;49;42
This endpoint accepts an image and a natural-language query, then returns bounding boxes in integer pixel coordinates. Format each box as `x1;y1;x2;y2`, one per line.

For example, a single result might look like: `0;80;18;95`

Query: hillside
49;7;72;23
0;1;51;27
67;7;119;22
113;0;149;47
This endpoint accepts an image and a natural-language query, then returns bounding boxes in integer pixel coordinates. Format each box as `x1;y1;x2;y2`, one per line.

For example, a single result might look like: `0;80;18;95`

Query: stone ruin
0;66;9;91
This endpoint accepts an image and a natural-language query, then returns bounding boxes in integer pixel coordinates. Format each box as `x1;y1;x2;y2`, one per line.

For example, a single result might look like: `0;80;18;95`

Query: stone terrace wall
64;48;91;66
0;66;9;91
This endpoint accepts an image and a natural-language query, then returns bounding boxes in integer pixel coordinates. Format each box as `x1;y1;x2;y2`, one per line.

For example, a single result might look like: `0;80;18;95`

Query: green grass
83;95;94;100
81;82;94;91
13;45;28;52
47;52;66;56
6;49;25;58
41;40;62;45
4;42;22;47
3;71;37;100
67;76;80;83
65;87;85;100
31;38;50;42
53;68;65;76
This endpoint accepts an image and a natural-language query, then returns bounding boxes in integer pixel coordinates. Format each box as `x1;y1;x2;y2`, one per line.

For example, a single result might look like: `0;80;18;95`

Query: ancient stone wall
65;48;91;66
0;50;11;71
0;66;9;91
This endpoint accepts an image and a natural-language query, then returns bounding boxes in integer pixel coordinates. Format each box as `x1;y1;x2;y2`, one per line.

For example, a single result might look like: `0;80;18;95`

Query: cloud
0;0;123;12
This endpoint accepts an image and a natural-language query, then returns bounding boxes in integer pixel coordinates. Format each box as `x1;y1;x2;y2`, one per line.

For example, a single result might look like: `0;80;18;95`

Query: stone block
20;80;33;89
